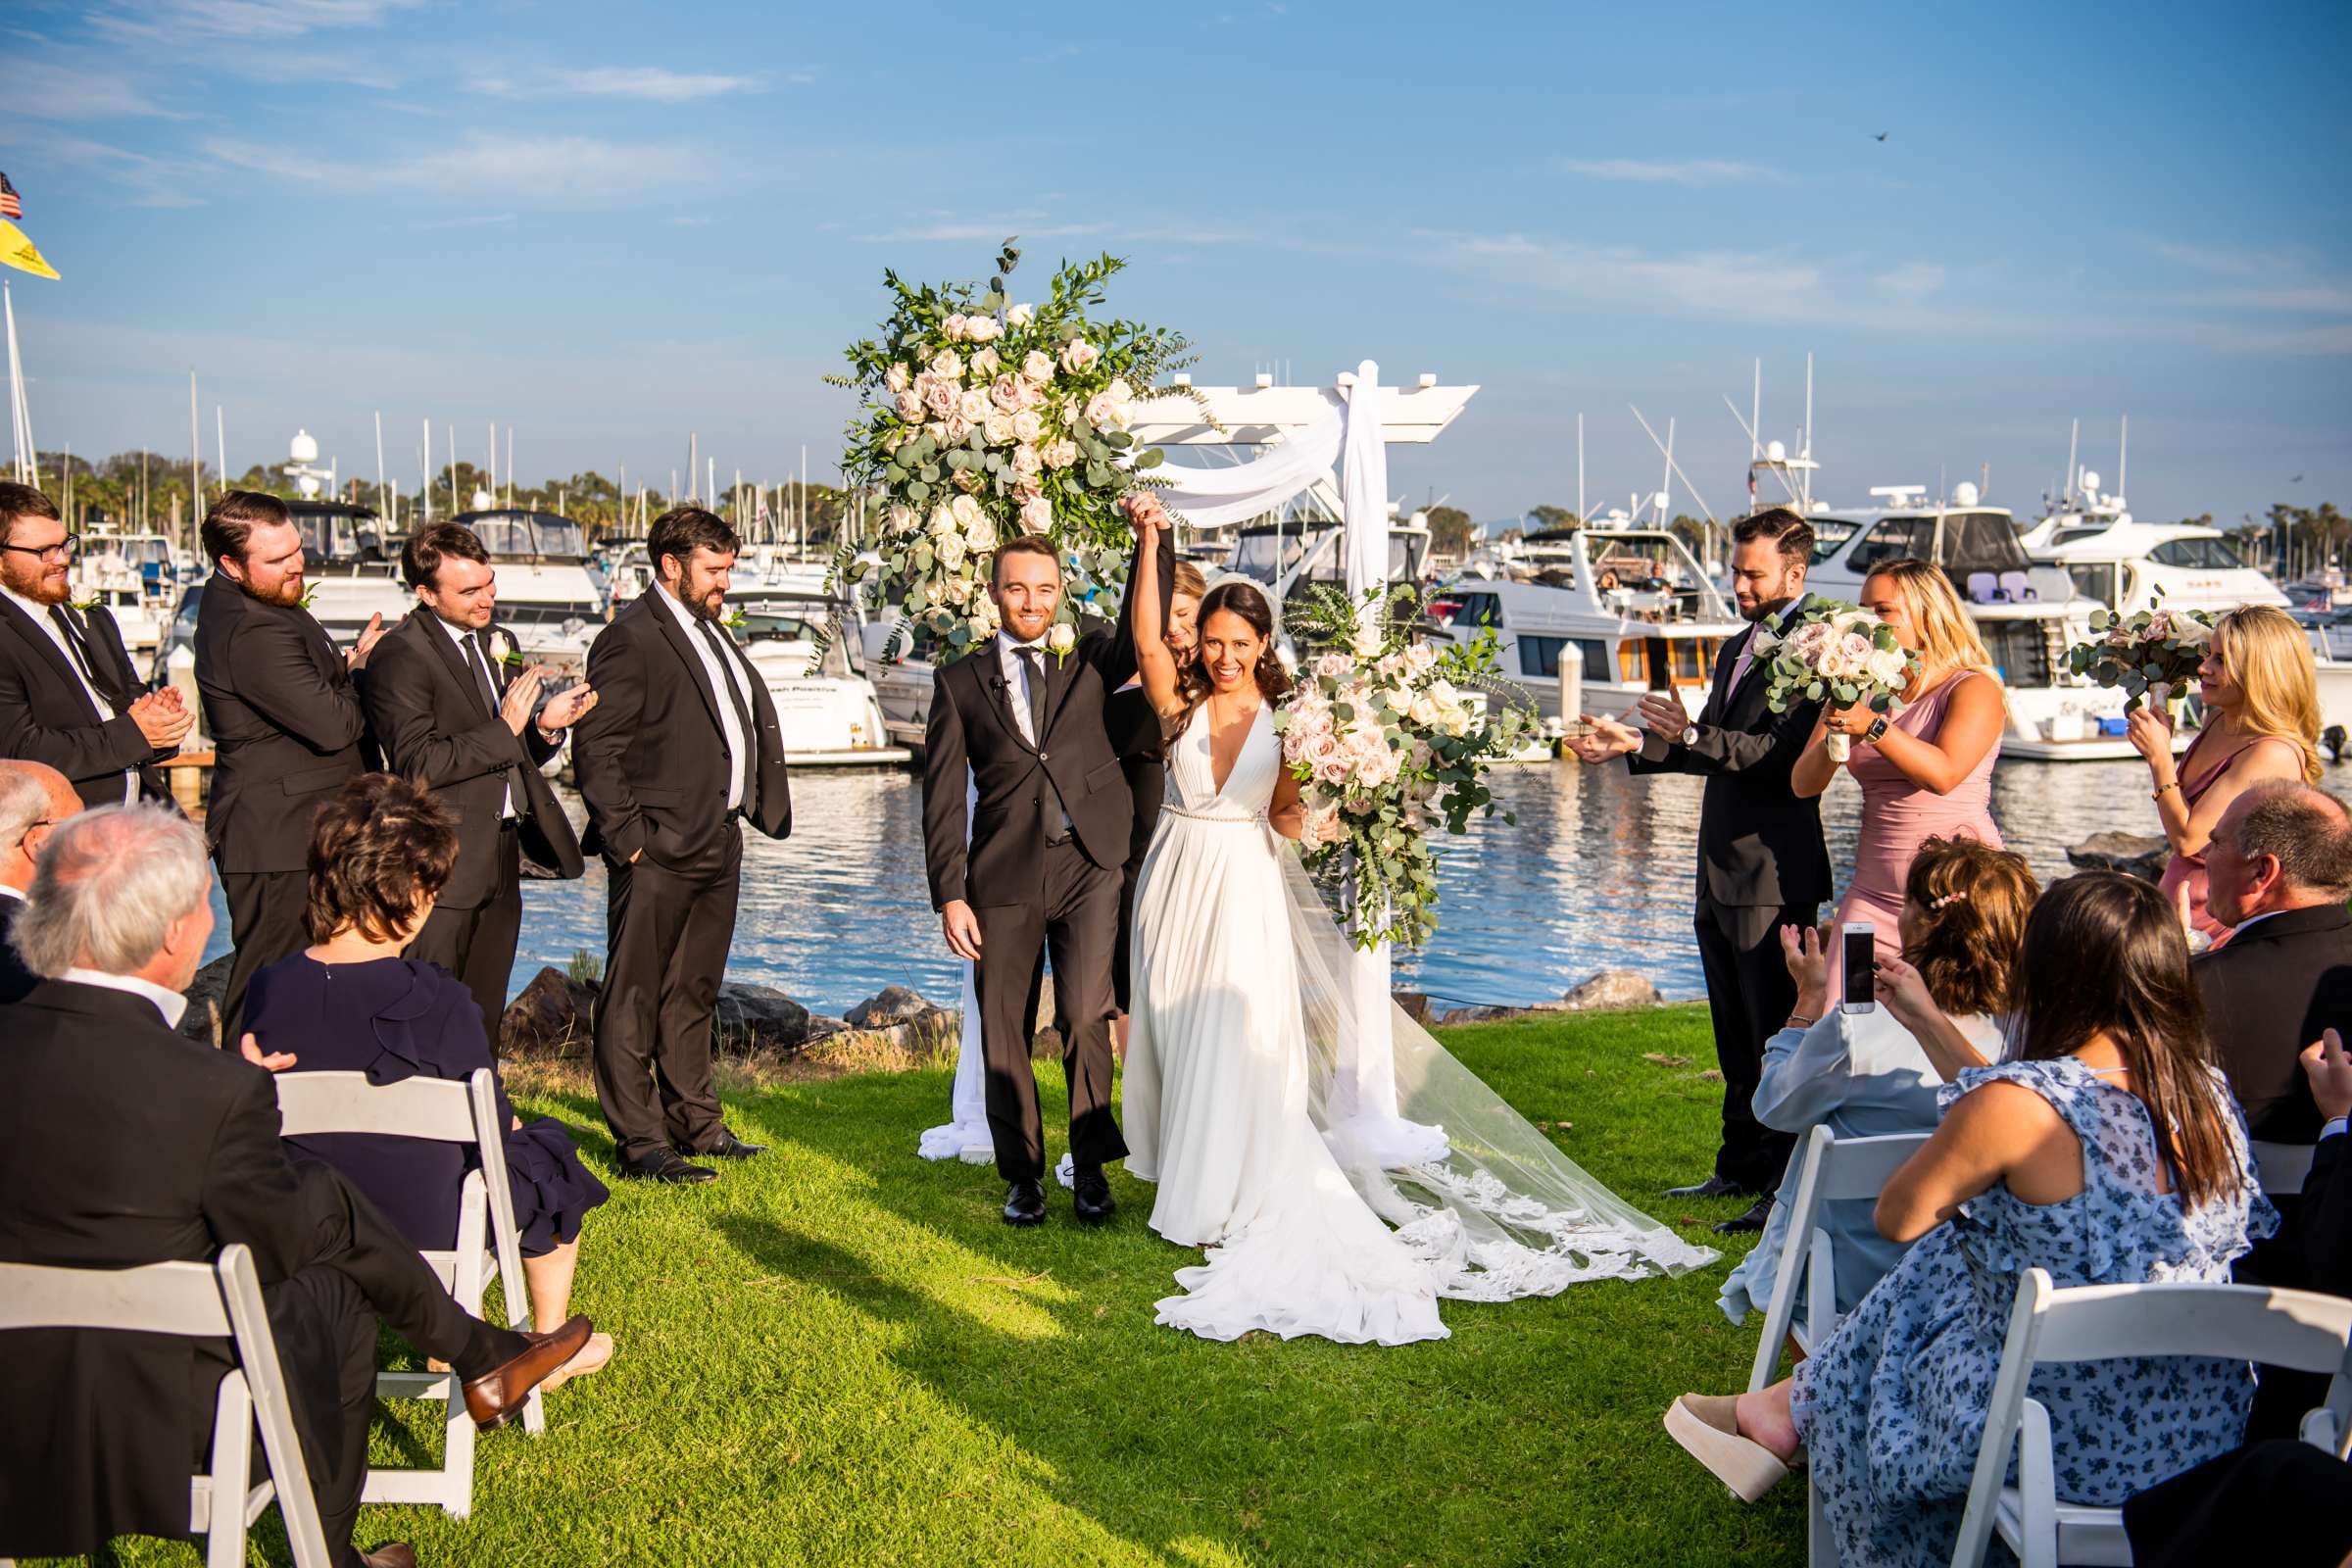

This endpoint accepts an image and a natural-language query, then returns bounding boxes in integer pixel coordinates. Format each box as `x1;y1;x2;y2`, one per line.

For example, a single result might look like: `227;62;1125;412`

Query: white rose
1106;376;1133;403
936;532;968;569
1011;444;1043;477
1865;647;1911;687
966;513;999;553
1006;303;1035;329
885;364;911;393
970;346;1001;378
894;390;924;421
966;613;994;643
957;388;993;423
942;313;969;342
949;493;984;530
923;419;949;446
1046;623;1076;656
923;380;958;419
1020;496;1054;532
1084;390;1120;430
983;410;1016;446
1020;349;1054;384
927;504;956;538
951;468;982;493
944;413;972;445
1349;626;1385;660
930;349;962;379
964;314;1002;343
886;503;918;534
1045;438;1079;469
1011;409;1045;444
1060;337;1100;373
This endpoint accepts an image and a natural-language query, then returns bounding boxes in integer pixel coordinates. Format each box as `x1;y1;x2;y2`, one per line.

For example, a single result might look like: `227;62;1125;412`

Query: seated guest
0;804;590;1568
0;758;80;1004
2123;1439;2352;1568
1665;872;2273;1568
2300;1028;2352;1299
1717;836;2035;1329
2193;780;2352;1147
247;773;612;1388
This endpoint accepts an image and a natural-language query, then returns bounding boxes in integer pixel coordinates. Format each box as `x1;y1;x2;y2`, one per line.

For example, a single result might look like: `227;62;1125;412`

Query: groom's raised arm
1086;517;1174;691
921;669;971;910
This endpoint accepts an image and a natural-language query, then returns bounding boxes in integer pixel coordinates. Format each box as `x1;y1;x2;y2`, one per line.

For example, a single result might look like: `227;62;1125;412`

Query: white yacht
1805;485;2139;761
285;500;415;647
452;510;612;674
72;530;183;653
730;591;909;766
1431;525;1750;728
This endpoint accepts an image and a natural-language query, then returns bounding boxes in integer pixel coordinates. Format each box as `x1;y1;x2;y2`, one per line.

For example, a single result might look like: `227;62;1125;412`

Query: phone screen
1841;927;1876;1008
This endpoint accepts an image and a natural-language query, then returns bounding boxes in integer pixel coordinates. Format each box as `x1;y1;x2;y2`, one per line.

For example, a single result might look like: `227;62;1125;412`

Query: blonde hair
2212;605;2323;784
1863;559;1996;684
1172;561;1207;601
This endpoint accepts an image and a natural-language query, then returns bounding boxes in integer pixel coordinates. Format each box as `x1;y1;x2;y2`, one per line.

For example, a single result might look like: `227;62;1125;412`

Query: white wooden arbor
1128;373;1479;448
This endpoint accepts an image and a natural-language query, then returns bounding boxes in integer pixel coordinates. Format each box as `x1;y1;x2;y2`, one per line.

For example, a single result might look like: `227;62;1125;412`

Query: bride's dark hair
1164;580;1290;748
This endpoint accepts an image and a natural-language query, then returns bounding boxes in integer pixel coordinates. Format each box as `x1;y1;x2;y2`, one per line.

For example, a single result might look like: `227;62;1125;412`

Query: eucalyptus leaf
906;480;931;502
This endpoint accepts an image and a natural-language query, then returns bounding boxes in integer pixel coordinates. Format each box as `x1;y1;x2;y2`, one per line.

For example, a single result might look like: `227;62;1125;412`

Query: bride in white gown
1119;503;1717;1346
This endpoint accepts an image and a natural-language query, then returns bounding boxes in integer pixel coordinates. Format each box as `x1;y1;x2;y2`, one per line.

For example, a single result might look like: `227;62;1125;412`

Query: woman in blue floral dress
1665;871;2276;1567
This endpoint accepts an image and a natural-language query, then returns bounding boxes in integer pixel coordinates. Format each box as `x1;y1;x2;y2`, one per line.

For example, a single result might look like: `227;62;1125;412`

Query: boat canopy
456;509;589;564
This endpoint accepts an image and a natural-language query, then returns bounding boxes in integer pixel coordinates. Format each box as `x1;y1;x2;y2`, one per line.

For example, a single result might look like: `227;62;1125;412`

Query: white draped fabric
918;777;994;1163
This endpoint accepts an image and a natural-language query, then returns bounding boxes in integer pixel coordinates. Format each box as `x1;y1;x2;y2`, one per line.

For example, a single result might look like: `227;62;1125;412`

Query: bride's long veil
1279;852;1720;1297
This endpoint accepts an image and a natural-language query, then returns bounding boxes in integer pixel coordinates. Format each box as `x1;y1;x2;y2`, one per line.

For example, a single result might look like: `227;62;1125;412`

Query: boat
449;509;612;673
1430;524;1749;730
283;499;416;647
72;529;184;653
1804;483;2143;761
730;591;909;766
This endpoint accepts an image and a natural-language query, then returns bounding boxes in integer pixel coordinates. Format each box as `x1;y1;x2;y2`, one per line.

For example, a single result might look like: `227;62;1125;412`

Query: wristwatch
1863;714;1890;744
1679;723;1698;747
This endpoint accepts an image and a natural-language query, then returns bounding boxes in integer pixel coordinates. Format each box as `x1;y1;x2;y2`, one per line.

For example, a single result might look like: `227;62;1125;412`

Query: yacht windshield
1230;527;1323;585
469;514;588;561
2149;536;2246;569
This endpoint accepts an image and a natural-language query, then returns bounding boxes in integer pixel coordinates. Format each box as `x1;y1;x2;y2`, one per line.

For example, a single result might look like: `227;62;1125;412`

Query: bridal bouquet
1277;587;1527;951
829;238;1199;662
1755;602;1918;762
2065;604;2214;713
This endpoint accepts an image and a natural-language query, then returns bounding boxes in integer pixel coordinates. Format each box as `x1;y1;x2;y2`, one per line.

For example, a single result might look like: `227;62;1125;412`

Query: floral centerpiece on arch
829;238;1198;661
1276;587;1527;952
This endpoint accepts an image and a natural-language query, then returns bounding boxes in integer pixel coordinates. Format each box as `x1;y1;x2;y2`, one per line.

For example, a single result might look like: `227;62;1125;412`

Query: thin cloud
1558;158;1787;187
204;132;710;202
89;0;423;41
476;66;768;103
5;59;178;121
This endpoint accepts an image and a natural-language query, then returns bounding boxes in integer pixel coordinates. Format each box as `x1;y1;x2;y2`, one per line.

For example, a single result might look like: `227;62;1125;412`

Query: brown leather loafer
463;1315;592;1431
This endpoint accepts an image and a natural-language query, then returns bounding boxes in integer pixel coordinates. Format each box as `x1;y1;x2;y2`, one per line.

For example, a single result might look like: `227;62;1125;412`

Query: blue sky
4;0;2348;528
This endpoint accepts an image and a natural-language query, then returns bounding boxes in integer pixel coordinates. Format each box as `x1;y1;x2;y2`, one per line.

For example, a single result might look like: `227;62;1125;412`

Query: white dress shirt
436;615;517;819
1;585;134;806
994;630;1053;749
654;584;752;811
61;965;188;1029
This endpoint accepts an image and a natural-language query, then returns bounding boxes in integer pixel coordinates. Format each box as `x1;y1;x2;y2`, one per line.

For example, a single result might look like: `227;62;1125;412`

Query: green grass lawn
87;1005;1807;1567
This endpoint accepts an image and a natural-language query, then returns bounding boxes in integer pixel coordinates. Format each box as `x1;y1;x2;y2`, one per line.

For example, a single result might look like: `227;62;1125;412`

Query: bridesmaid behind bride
1793;559;2005;990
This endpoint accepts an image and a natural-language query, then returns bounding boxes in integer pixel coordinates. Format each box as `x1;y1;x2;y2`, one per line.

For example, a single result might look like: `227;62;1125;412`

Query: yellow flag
0;220;60;280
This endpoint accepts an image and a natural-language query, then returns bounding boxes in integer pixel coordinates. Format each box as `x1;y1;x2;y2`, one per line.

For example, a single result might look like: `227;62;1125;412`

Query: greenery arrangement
2065;604;2215;712
1276;585;1525;950
827;239;1197;662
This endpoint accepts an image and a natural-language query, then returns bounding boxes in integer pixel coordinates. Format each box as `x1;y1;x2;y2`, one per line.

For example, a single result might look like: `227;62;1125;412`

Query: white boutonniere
1046;622;1076;666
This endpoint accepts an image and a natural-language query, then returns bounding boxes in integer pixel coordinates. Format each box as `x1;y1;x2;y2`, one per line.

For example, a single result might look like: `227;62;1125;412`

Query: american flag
0;172;19;220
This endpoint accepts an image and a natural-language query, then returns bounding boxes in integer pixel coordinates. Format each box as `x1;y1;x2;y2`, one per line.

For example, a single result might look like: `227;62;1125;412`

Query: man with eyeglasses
0;758;79;1004
0;482;195;811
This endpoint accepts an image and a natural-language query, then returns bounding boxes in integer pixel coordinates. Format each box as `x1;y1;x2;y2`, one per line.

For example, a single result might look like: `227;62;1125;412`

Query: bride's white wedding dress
1124;703;1716;1346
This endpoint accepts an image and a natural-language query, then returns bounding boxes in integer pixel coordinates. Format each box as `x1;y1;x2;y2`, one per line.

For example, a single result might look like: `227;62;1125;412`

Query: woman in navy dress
1108;557;1203;1055
249;773;613;1390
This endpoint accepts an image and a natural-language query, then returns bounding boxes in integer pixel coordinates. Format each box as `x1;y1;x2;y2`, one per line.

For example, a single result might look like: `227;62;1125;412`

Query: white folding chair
1950;1268;2352;1568
2250;1140;2316;1196
273;1067;541;1520
0;1245;335;1568
1746;1125;1932;1567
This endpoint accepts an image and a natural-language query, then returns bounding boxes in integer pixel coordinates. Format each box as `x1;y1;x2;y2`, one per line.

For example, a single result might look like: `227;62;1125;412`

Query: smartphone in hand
1840;923;1877;1015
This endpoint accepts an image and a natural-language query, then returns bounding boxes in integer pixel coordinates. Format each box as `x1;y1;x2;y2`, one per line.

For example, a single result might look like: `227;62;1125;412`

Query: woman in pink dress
2130;604;2321;949
1792;559;2008;993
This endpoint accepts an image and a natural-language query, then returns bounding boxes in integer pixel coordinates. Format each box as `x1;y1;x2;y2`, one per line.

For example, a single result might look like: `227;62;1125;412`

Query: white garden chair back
2249;1139;2316;1196
1746;1124;1932;1566
0;1245;334;1568
272;1067;541;1519
1950;1268;2352;1568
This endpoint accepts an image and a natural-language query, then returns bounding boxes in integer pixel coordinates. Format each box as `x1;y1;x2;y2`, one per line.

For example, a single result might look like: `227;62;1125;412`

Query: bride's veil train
1280;854;1720;1296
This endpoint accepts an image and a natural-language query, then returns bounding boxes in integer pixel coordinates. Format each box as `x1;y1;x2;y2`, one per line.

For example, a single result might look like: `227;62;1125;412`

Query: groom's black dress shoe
1071;1163;1115;1225
690;1129;766;1160
623;1149;717;1185
1714;1195;1774;1235
1004;1179;1047;1226
1665;1174;1758;1200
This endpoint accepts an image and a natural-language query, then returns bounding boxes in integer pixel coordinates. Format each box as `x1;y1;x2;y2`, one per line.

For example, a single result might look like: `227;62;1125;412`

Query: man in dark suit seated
0;804;591;1568
360;522;596;1038
0;758;79;1004
0;481;196;808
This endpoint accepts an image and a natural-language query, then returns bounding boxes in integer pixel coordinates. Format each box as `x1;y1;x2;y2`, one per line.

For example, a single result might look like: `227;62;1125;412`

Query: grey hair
15;804;211;979
0;766;46;852
2231;780;2352;900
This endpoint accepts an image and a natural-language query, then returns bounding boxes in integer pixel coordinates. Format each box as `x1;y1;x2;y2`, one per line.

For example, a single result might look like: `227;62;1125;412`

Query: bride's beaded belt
1160;804;1268;824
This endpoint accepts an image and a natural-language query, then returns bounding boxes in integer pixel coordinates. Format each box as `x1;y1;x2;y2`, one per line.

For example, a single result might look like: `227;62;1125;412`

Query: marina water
200;756;2352;1020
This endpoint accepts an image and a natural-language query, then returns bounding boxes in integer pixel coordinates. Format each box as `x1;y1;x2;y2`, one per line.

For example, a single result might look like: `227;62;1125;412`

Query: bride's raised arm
1123;493;1185;718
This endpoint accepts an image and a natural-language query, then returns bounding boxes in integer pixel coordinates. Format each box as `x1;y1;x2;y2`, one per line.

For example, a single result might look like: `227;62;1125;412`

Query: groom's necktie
1013;646;1051;745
